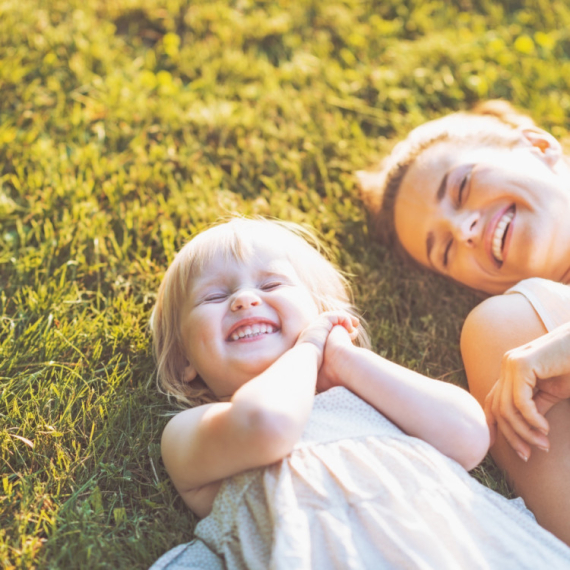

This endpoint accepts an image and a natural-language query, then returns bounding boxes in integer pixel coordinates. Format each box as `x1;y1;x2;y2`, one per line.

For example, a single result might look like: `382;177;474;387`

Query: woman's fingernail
537;445;549;453
517;451;528;462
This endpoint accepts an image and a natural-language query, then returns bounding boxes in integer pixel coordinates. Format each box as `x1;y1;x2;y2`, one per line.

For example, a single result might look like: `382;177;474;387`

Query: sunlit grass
2;0;569;567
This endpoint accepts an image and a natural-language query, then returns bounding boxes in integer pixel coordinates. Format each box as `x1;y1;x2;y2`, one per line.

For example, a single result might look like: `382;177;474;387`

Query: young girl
150;218;570;569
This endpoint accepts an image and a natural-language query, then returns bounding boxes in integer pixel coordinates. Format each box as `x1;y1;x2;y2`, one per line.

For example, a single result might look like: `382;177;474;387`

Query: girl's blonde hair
358;100;536;262
151;217;370;407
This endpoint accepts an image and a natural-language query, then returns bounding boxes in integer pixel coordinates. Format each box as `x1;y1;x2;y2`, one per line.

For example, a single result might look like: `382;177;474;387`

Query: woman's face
394;136;570;294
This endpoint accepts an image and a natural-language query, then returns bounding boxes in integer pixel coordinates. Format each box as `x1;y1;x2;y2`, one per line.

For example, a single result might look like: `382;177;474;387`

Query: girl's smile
179;242;320;398
227;318;279;342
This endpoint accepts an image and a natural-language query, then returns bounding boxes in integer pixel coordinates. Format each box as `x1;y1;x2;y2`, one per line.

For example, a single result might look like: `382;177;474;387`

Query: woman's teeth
492;209;514;263
230;323;275;341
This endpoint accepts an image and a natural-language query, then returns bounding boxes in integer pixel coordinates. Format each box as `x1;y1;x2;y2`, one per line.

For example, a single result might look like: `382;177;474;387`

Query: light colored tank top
506;277;570;332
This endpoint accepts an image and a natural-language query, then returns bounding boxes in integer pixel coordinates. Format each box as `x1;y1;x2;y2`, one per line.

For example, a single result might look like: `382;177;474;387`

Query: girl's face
393;136;570;294
179;241;320;399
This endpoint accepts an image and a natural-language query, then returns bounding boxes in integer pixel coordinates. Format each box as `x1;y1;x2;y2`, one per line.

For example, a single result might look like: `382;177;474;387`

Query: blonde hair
151;217;370;407
358;100;536;260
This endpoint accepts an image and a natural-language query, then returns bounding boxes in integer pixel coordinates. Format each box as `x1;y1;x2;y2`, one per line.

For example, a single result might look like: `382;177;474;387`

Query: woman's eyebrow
426;231;436;269
425;172;450;267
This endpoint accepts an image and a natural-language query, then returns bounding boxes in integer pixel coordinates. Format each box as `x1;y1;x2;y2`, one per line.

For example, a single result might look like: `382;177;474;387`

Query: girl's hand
316;325;357;392
484;322;570;461
296;311;359;369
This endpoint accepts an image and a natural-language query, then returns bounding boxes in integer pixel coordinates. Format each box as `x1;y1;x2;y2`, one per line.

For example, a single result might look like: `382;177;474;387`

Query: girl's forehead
193;240;298;280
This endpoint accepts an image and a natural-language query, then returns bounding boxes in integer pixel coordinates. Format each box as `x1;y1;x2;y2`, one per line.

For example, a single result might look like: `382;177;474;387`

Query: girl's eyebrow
259;269;290;278
191;275;225;296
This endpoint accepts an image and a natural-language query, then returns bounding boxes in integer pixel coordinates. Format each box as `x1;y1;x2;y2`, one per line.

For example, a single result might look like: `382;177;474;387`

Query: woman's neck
561;265;570;285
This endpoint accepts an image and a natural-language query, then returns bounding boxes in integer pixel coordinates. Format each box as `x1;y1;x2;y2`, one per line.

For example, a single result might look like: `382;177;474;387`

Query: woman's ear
519;127;562;168
183;362;197;383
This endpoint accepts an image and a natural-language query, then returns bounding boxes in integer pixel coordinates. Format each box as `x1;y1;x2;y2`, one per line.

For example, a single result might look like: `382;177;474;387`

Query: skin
161;240;488;518
394;128;570;294
392;125;570;544
178;243;321;399
485;320;570;454
461;296;570;545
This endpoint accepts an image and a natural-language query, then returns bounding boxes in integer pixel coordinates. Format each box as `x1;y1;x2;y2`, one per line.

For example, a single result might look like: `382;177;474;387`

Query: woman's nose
450;211;480;246
230;289;262;311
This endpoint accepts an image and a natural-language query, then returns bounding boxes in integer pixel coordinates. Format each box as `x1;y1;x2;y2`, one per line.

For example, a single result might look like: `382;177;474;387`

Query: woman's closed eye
455;165;474;207
443;238;453;268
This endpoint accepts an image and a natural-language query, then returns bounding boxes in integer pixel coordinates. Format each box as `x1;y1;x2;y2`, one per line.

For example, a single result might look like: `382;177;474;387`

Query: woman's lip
485;204;515;268
500;206;515;265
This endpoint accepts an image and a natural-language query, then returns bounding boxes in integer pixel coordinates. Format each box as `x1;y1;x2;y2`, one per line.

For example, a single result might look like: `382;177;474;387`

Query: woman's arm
161;312;358;511
461;293;570;545
319;327;489;471
462;296;570;459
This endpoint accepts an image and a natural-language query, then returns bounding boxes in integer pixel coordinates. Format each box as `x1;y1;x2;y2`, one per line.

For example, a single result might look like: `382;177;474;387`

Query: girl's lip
226;317;280;341
485;204;515;268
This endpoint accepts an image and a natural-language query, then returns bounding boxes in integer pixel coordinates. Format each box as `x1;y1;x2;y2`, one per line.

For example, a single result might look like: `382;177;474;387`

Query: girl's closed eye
202;292;229;303
260;280;283;291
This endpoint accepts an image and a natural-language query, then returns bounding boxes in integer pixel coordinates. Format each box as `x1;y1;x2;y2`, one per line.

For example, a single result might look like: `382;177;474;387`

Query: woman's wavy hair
357;100;537;266
150;217;370;408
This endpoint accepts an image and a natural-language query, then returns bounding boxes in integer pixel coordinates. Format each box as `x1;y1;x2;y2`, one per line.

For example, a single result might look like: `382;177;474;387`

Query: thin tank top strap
506;278;570;332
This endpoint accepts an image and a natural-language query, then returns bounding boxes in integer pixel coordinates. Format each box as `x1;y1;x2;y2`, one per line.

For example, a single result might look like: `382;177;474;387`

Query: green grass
2;0;569;567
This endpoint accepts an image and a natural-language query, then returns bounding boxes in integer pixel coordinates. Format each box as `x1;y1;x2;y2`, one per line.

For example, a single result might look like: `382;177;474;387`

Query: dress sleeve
506;278;570;332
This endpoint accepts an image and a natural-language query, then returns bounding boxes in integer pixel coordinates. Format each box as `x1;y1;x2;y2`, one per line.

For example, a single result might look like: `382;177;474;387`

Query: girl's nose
451;211;480;246
230;290;262;311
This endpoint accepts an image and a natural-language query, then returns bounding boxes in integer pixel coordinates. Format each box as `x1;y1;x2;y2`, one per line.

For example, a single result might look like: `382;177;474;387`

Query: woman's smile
487;205;515;267
394;139;570;293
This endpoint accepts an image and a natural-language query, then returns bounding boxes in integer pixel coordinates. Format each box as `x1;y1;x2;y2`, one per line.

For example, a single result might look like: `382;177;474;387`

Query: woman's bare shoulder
460;293;548;401
462;292;547;342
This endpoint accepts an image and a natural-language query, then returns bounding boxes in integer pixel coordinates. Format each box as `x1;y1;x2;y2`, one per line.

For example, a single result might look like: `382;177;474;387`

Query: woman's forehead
404;139;510;186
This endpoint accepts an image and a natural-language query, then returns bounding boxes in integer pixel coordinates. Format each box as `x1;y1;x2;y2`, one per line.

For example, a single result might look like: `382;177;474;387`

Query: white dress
151;384;570;569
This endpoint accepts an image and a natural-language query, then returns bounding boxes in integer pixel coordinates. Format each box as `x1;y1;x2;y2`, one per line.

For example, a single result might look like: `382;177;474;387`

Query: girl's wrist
295;338;324;367
326;343;362;389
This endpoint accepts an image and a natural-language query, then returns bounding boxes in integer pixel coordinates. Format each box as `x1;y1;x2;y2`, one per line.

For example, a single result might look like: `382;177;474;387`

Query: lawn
2;0;570;567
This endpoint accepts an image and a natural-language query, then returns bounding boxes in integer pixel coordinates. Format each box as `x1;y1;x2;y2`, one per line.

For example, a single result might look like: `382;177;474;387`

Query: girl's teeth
230;324;275;341
492;210;514;262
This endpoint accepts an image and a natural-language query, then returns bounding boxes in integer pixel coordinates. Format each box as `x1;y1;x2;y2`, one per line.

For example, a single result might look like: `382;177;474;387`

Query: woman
358;100;570;545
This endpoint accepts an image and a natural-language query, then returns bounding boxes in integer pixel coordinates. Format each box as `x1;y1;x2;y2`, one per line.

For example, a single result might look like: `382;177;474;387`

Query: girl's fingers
337;313;359;331
323;312;359;336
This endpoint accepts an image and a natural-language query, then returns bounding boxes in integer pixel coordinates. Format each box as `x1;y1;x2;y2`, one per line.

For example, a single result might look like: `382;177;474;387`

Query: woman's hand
296;311;359;371
484;322;570;461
